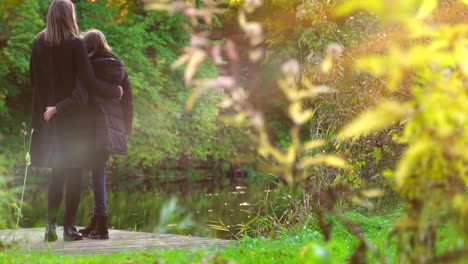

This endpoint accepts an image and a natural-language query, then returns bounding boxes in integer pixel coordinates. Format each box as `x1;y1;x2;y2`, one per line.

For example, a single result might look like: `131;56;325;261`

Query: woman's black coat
29;36;120;168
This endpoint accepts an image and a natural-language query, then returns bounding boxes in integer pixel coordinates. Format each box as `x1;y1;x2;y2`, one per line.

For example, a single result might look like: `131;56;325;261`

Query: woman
47;29;133;240
29;0;122;242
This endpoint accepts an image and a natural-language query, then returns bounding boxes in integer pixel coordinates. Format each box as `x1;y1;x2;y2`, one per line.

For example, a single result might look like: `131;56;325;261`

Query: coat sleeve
73;39;121;99
120;72;134;135
55;78;88;112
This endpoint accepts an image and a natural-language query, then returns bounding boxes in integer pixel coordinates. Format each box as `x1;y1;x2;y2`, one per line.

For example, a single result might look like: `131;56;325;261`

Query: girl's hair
40;0;79;46
82;29;112;54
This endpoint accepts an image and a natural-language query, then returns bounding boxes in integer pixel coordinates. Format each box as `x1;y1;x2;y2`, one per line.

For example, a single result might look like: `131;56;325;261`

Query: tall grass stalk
13;127;33;240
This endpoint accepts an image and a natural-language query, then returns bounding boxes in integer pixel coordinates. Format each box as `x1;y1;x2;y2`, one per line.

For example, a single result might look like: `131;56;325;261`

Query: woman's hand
118;86;124;100
44;106;58;122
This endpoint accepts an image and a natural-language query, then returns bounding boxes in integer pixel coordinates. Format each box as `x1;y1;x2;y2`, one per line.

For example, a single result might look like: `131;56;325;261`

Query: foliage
0;133;17;246
0;0;43;168
0;0;37;237
89;1;246;175
236;188;319;239
0;0;42;117
336;0;468;262
0;208;415;263
151;2;398;263
1;1;466;262
153;0;468;262
293;0;404;191
151;0;347;186
3;207;461;263
0;169;14;231
0;0;247;176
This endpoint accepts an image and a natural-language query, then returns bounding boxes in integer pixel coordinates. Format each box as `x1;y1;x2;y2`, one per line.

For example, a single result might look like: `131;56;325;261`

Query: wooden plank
0;227;233;254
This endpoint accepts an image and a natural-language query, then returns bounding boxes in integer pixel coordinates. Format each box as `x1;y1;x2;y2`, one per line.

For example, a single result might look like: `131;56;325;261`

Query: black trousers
47;168;82;226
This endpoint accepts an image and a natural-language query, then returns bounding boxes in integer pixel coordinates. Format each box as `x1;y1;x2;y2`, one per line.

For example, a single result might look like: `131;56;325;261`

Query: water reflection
19;175;277;239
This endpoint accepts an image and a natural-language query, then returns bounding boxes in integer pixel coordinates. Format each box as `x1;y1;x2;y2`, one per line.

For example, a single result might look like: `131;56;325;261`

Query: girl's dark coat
89;51;133;155
29;36;120;168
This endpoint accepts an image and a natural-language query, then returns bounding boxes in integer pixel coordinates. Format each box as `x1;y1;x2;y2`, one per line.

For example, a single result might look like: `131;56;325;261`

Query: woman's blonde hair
40;0;79;46
82;29;112;54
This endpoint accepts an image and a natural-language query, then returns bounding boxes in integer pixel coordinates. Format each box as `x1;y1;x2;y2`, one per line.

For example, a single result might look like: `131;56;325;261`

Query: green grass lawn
1;207;462;264
0;209;407;264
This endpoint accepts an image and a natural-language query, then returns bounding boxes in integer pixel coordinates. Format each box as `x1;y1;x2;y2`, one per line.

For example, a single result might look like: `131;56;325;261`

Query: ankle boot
89;215;109;239
63;226;83;241
79;215;97;237
44;224;58;242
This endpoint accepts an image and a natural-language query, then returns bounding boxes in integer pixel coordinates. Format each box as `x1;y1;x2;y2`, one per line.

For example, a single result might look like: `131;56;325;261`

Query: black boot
89;215;109;239
79;215;97;237
63;226;83;241
44;224;58;242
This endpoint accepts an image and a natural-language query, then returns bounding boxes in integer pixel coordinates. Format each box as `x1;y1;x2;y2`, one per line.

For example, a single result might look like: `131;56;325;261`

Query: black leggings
47;168;82;226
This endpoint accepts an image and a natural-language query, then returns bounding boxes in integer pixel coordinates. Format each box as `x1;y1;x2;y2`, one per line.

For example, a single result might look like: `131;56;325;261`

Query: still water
20;174;279;239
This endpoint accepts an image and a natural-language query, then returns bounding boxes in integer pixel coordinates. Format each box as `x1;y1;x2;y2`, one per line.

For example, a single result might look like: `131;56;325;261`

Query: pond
19;172;280;239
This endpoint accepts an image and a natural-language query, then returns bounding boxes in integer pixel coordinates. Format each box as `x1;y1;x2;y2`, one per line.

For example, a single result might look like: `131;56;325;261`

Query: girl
77;29;134;240
30;0;122;242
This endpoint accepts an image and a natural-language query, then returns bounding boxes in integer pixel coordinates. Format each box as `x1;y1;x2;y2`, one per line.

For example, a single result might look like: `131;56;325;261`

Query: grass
0;209;406;264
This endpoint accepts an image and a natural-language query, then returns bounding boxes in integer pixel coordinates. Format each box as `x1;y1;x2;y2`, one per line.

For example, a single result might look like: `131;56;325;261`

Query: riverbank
1;209;405;263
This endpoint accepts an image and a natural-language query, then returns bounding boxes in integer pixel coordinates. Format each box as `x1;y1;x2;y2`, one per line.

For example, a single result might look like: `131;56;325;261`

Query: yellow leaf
338;100;408;139
257;131;287;163
312;85;333;95
416;0;438;19
334;1;383;17
255;163;283;175
303;140;325;150
362;189;384;198
394;141;431;188
233;112;247;125
290;126;301;148
184;50;206;86
357;56;386;76
321;56;333;73
171;54;190;70
238;11;247;28
219;98;233;109
282;168;294;185
278;79;294;101
25;152;31;166
286;145;296;164
455;43;468;76
352;196;373;208
301;155;348;169
289;102;313;125
249;48;263;62
144;3;171;11
207;223;230;232
394;217;417;229
293;86;333;100
185;82;212;111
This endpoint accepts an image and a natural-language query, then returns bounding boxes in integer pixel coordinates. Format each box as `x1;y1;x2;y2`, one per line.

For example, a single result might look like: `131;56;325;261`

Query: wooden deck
0;227;233;254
